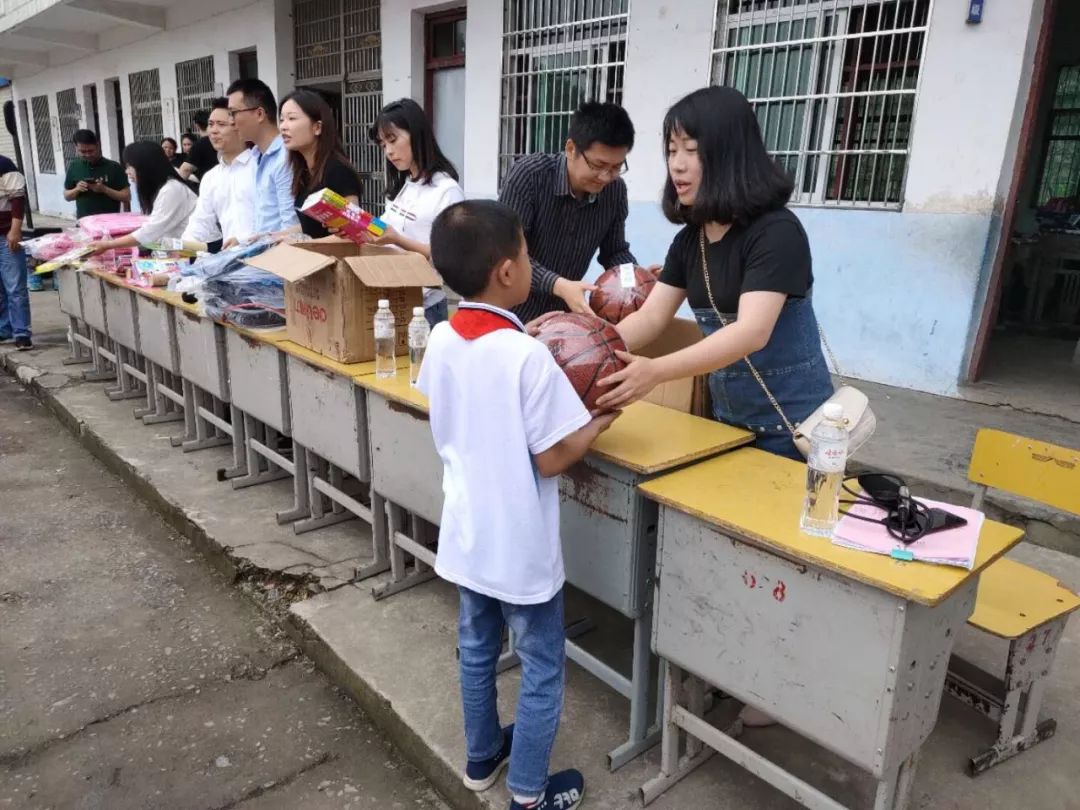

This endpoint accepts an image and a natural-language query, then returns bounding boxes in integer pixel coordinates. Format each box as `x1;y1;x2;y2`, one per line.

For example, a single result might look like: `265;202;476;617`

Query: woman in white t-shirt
368;98;465;326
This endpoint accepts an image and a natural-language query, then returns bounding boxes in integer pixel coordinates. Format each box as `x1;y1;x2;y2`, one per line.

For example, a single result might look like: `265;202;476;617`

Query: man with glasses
225;78;298;234
500;101;652;322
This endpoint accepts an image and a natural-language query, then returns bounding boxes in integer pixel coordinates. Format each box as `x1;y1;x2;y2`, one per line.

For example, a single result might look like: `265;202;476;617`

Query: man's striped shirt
498;153;636;323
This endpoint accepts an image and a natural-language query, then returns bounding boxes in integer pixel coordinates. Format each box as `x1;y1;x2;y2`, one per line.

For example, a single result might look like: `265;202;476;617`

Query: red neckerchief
450;307;522;340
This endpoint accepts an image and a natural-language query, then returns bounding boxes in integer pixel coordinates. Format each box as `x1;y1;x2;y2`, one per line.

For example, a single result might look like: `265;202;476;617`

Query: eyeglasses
579;151;628;179
228;106;259;119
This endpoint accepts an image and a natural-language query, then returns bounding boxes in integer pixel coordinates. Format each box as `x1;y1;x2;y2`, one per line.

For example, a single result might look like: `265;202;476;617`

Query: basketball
589;265;656;324
534;313;627;412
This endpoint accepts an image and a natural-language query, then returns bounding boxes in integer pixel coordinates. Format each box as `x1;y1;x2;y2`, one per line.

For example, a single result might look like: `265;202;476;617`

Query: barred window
1035;64;1080;208
294;0;384;212
176;56;216;135
712;0;931;209
31;95;55;174
129;68;164;143
57;88;81;166
499;0;629;183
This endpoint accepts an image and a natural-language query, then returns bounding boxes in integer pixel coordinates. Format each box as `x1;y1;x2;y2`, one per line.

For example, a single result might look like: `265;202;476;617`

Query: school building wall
9;0;294;219
383;0;1044;396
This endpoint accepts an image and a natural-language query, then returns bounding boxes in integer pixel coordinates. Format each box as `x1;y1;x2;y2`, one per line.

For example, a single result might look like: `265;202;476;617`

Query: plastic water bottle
800;403;849;537
374;299;396;379
408;307;429;387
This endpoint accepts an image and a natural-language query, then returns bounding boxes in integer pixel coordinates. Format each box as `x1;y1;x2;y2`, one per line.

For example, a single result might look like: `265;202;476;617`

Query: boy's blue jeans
458;586;565;797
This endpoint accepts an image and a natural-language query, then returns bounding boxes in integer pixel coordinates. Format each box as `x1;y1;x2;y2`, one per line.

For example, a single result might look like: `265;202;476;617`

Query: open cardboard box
637;316;710;417
248;238;441;363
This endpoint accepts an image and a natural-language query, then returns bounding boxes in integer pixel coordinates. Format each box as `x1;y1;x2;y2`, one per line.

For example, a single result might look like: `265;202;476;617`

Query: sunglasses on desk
840;473;967;545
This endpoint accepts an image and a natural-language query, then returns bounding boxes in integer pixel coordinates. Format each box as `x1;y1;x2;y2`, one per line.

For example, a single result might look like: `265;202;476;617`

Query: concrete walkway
0;373;447;809
4;291;1080;810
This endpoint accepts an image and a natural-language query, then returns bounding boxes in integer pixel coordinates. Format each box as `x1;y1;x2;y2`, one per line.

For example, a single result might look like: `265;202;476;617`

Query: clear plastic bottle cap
823;402;844;422
377;299;390;309
413;307;425;316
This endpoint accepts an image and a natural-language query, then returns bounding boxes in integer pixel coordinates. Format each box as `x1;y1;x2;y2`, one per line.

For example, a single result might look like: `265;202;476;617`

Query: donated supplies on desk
247;237;440;363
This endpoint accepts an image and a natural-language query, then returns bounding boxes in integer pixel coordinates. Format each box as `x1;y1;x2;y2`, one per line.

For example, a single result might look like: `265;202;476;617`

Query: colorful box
300;188;387;245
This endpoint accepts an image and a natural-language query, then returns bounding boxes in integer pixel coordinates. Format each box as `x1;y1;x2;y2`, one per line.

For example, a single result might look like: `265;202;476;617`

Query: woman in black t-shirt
590;86;833;461
279;90;364;239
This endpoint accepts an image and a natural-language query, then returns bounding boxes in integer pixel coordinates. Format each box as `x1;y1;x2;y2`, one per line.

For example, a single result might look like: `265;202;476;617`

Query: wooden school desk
637;448;1025;810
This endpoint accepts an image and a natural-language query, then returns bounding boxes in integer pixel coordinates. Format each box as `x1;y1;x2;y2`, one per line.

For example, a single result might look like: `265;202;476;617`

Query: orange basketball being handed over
533;313;627;412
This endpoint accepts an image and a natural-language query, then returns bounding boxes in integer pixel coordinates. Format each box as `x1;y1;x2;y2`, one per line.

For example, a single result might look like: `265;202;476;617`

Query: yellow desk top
588;402;752;475
639;447;1025;606
355;369;431;412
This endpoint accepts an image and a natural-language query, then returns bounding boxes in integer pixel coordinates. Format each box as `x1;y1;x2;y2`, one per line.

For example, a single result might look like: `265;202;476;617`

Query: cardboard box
248;238;441;363
637;317;711;417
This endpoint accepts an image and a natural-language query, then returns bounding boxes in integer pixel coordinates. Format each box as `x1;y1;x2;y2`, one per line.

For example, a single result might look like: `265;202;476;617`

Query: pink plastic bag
79;213;148;239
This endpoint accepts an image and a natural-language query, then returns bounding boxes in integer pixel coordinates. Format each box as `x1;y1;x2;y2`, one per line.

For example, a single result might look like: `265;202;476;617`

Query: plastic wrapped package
589;264;657;324
78;212;148;239
533;312;627;411
21;229;81;261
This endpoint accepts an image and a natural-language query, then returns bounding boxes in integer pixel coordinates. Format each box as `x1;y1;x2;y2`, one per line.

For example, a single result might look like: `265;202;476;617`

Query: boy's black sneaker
509;769;585;810
14;337;32;351
463;724;513;792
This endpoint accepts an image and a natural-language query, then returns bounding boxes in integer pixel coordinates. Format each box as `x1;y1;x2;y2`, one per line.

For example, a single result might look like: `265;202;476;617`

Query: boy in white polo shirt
418;199;618;810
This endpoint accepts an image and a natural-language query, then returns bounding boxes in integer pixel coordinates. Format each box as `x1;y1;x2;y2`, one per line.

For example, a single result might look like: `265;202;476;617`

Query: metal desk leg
106;346;145;402
83;330;116;382
232;414;291;489
293;457;356;534
371;504;438;600
607;611;662;770
277;444;313;525
216;403;249;481
140;364;185;425
641;664;716;805
180;386;231;452
63;318;92;365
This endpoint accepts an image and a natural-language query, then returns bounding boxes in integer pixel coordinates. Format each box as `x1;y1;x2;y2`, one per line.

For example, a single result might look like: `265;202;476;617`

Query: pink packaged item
832;497;985;569
79;212;148;239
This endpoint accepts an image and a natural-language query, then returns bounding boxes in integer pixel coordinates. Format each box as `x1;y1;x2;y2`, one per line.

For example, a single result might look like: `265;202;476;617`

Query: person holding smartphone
63;130;130;219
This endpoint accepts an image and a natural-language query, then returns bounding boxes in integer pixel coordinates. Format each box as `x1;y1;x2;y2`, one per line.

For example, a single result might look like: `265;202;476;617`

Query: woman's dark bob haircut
662;86;794;227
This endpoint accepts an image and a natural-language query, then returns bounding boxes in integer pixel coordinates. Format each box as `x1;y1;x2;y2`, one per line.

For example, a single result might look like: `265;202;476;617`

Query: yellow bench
946;429;1080;775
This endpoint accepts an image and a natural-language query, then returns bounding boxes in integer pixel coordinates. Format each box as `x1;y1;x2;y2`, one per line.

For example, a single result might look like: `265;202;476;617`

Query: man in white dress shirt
182;97;256;250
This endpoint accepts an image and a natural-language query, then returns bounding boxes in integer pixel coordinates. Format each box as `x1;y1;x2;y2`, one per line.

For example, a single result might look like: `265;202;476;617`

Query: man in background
182;97;256;250
179;109;219;183
226;78;297;234
62;130;130;219
0;153;31;350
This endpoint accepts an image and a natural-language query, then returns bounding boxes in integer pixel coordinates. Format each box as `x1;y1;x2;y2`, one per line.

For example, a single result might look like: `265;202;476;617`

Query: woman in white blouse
368;99;464;326
90;141;198;253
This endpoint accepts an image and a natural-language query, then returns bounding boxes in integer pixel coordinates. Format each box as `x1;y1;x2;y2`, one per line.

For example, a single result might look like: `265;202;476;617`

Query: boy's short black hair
226;78;277;121
210;97;229;111
431;200;523;299
73;129;98;146
192;110;210;130
567;101;635;152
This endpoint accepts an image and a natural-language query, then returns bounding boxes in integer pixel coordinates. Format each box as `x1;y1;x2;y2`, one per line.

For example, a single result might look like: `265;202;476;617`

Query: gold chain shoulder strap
697;228;842;437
